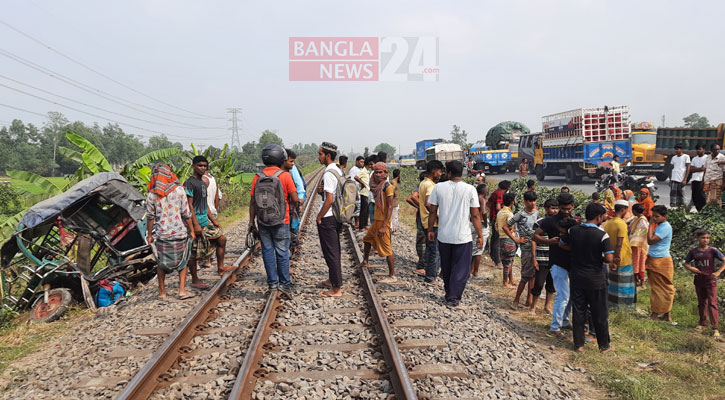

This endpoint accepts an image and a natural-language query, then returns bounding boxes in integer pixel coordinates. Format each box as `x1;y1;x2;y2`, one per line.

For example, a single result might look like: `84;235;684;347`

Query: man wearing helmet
249;145;299;296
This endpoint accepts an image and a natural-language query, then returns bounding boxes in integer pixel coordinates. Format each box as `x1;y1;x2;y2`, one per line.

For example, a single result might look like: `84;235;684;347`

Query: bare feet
600;346;612;353
510;301;519;310
317;279;332;288
575;346;585;352
360;262;370;268
159;293;167;299
320;288;342;297
217;265;235;274
414;269;426;276
528;308;536;315
650;312;659;321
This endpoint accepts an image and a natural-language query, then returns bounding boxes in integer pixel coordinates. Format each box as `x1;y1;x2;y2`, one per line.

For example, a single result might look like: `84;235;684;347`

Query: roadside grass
0;306;91;376
395;169;725;399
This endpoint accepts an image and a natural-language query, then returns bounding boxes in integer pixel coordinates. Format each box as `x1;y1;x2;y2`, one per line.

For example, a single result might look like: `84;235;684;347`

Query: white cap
615;200;629;207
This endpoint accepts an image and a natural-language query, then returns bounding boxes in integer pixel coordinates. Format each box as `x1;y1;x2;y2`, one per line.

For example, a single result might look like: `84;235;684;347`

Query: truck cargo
486;121;529;172
469;141;513;174
398;154;416;167
654;124;725;180
415;139;443;169
425;143;464;164
522;105;633;183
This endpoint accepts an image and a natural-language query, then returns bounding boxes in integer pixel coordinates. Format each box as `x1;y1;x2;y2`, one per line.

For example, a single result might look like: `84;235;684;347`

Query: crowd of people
144;140;724;353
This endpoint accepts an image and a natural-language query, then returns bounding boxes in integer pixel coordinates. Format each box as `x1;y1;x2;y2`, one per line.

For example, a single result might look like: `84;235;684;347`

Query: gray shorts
520;246;536;279
471;223;489;256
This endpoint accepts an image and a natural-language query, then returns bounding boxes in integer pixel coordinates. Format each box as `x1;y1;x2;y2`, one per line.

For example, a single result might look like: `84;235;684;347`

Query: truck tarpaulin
485;121;530;148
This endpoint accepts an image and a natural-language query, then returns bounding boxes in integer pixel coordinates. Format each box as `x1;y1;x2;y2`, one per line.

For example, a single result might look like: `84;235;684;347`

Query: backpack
254;169;287;227
326;168;358;225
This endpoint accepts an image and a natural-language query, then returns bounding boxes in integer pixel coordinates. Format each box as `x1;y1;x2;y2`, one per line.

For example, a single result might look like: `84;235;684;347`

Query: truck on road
522;105;633;183
629;122;667;180
398;154;416;167
469;141;513;174
415;139;443;169
426;143;464;165
654;123;725;180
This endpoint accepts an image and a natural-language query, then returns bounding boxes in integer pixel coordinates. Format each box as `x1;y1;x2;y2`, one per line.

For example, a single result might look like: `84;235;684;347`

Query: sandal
191;282;210;290
178;293;196;300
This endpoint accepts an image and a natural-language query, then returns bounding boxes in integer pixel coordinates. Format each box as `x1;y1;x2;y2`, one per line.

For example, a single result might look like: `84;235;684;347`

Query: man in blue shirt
284;149;306;250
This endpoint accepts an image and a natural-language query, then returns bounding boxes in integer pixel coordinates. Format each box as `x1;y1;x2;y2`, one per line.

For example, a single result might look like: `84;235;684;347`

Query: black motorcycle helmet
261;144;287;166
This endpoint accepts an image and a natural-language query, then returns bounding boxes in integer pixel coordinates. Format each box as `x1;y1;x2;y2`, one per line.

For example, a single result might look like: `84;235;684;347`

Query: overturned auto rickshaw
0;172;157;322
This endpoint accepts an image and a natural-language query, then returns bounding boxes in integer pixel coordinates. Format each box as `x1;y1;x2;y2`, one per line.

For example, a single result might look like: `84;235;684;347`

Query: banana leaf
58;146;83;164
66;131;112;172
6;170;62;195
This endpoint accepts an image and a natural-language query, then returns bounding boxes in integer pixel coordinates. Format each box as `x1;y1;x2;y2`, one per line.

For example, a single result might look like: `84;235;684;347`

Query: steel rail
227;166;325;399
116;166;325;400
345;224;417;400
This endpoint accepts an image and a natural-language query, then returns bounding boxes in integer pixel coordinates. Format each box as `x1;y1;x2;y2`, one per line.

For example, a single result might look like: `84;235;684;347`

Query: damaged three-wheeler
0;172;157;322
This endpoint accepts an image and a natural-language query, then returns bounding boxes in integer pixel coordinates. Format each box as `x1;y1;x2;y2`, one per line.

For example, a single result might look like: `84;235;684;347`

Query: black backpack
254;170;287;227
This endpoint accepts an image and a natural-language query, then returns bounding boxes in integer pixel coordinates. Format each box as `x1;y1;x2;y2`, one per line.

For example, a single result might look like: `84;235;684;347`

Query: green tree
373;143;396;160
682;113;712;129
364;147;369;158
147;135;184;152
450;125;468;149
258;130;284;147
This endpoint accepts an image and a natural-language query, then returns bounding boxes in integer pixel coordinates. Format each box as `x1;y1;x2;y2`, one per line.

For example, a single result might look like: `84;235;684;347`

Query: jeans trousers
550;264;572;332
424;227;441;282
258;224;291;288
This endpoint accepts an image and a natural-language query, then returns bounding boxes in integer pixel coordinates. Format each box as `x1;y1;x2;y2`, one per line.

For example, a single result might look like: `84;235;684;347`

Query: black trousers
692;180;706;211
439;241;472;305
318;216;342;288
489;226;501;265
358;195;369;230
531;264;555;297
571;286;610;350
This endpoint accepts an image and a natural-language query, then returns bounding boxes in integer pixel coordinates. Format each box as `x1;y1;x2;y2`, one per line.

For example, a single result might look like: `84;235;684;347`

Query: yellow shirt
357;168;370;197
496;206;514;237
418;178;437;228
374;184;396;221
604;217;632;266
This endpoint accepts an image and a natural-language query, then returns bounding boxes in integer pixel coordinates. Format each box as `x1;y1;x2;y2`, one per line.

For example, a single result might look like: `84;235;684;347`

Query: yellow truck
630;122;667;181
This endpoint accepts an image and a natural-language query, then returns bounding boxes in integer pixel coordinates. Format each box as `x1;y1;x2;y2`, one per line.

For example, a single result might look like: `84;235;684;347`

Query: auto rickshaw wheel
30;288;73;323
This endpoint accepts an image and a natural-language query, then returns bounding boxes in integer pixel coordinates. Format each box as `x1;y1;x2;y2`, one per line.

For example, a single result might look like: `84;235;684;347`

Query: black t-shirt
536;213;572;270
183;176;208;216
565;223;613;290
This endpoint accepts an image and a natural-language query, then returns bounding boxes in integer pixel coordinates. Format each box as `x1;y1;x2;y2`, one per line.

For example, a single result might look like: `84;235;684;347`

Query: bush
0;183;22;217
667;204;725;263
0;308;17;330
493;178;591;219
218;182;251;217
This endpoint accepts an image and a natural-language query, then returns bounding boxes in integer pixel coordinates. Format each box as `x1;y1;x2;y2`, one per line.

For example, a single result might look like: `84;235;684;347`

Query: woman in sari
604;187;616;217
637;188;655;218
622;189;635;222
629;203;649;288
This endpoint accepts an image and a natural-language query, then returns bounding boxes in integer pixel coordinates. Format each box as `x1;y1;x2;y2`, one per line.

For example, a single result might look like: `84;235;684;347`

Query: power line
0;83;208;140
0;48;225;129
0;19;224;120
0;103;48;118
0;75;225;130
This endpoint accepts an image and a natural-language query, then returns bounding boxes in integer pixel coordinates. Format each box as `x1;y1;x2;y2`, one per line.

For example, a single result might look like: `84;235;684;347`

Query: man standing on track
361;162;396;279
420;160;444;285
184;155;233;290
349;156;364;227
249;145;298;297
284;149;306;251
355;156;373;231
317;142;344;297
427;161;483;307
669;144;690;208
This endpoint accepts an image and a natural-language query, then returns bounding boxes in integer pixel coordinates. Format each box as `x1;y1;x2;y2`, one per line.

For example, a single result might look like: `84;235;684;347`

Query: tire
535;165;545;181
30;288;73;323
565;165;577;184
489;166;499;175
656;172;668;182
508;164;516;173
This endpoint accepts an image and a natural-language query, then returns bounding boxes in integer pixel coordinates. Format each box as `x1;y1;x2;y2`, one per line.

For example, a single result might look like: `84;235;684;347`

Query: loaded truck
654;123;725;180
485;121;530;173
415;139;443;169
522;105;633;183
426;143;464;164
398;154;416;167
469;141;513;174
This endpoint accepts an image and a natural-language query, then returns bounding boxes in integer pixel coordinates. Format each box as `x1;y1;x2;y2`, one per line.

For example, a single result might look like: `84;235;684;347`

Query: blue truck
469;142;513;174
415;139;443;169
521;106;633;183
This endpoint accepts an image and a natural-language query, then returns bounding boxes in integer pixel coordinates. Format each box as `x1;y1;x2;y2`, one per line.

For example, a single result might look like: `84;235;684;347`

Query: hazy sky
2;0;724;156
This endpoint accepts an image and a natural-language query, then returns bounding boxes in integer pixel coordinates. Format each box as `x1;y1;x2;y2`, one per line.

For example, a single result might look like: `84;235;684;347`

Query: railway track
117;165;476;400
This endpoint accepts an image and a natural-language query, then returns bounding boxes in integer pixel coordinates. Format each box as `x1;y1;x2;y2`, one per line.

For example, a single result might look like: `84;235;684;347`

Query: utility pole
227;108;242;151
661;115;665;128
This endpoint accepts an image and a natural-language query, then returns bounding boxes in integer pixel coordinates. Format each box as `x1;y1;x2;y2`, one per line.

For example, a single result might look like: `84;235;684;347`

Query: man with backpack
249;145;299;297
361;162;396;279
317;142;347;297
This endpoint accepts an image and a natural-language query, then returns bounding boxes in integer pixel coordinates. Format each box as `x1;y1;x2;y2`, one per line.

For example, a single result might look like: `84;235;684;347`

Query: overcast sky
2;0;724;156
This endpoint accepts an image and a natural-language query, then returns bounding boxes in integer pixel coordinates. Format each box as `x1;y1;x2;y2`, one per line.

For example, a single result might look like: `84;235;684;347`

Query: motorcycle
595;163;657;199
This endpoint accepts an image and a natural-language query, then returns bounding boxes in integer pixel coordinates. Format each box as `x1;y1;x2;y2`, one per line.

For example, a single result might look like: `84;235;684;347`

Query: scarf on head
148;162;180;198
370;162;390;206
624;189;634;202
604;188;615;212
637;188;655;217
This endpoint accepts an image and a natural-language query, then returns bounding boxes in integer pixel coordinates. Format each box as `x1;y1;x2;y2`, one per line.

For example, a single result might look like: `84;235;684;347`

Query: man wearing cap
669;144;690;208
317;142;344;297
604;200;635;308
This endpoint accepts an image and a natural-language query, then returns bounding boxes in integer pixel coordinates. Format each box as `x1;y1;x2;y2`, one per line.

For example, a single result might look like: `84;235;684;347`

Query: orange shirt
250;166;297;225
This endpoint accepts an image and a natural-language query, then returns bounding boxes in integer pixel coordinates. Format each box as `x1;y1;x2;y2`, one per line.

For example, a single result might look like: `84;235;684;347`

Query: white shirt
319;163;339;218
670;154;691;182
428;180;480;244
348;165;361;189
690;155;707;182
703;153;725;183
205;174;220;217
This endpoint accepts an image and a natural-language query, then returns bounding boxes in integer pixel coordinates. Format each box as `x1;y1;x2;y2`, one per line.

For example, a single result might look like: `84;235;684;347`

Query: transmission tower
227;108;242;150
